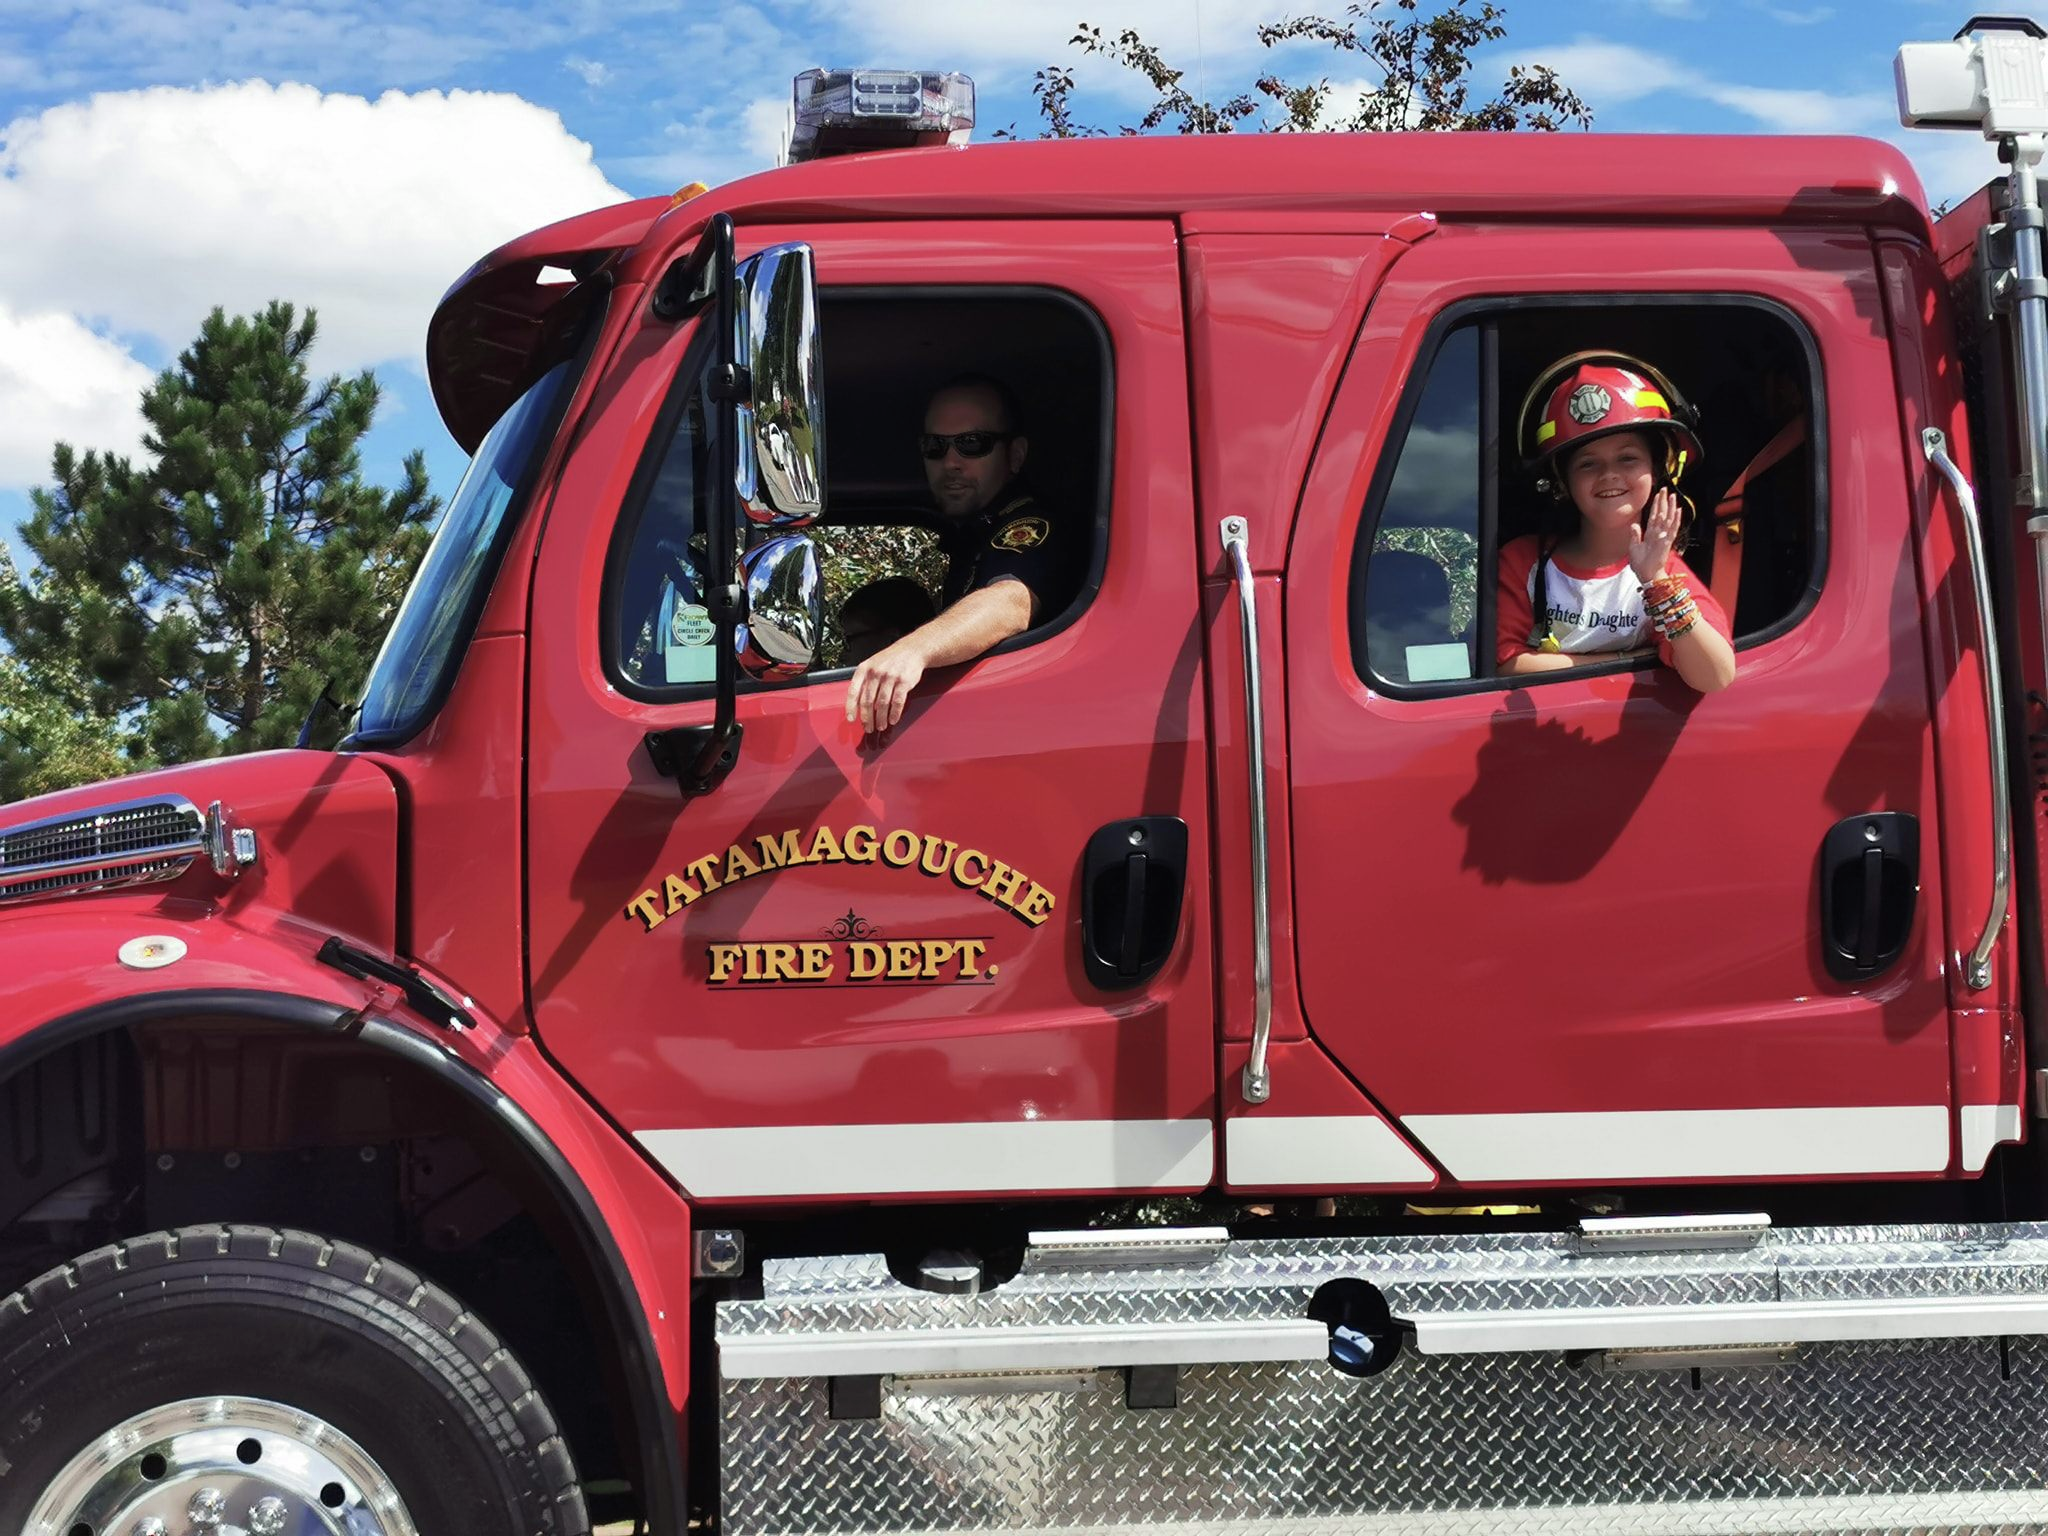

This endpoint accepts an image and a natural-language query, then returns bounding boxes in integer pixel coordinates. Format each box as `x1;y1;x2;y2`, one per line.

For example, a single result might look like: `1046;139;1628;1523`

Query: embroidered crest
992;515;1050;551
1567;383;1612;425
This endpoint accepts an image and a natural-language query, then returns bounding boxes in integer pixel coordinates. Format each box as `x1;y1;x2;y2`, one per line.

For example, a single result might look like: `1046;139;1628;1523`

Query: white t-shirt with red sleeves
1495;535;1728;668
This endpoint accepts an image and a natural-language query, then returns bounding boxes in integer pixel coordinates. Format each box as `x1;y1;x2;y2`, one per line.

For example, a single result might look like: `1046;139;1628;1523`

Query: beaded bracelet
1647;581;1690;608
1641;574;1684;607
1653;599;1700;639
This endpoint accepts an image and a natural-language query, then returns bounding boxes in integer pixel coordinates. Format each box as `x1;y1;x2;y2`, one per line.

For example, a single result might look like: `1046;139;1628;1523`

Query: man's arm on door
845;578;1037;733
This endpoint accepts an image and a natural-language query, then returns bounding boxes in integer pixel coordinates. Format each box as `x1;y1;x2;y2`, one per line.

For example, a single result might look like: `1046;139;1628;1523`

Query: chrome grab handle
1924;428;2011;991
1221;517;1276;1104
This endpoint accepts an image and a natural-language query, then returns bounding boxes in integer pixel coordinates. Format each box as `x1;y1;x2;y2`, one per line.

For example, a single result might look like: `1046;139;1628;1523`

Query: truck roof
430;132;1933;449
692;130;1926;228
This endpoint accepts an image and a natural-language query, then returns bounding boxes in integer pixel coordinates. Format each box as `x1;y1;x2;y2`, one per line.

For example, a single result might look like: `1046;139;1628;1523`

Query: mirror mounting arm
643;224;826;794
644;721;745;797
708;362;753;403
645;212;746;797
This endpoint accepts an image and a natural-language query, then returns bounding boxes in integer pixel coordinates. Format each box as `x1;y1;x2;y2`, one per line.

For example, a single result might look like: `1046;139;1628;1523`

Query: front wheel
0;1224;588;1535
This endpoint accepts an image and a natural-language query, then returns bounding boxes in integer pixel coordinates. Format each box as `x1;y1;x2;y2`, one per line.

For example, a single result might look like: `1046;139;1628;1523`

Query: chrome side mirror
735;534;821;681
734;244;824;528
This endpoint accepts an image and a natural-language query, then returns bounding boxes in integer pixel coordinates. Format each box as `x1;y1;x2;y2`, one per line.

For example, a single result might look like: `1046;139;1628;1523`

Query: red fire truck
12;26;2048;1536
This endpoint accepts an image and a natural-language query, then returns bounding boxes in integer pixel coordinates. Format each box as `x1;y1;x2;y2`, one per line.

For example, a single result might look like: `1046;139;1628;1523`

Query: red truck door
522;220;1216;1202
1275;223;1977;1187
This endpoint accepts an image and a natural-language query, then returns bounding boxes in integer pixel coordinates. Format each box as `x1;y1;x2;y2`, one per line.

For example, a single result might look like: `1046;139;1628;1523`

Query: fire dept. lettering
703;937;993;985
622;826;1055;933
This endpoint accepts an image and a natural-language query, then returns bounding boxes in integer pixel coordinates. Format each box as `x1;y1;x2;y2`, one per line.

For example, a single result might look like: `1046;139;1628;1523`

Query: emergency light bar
788;69;974;163
1897;16;2048;137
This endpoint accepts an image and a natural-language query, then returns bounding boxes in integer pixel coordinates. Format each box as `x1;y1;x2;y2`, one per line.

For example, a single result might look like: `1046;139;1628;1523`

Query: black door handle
1082;818;1188;990
1819;812;1918;982
1120;852;1149;976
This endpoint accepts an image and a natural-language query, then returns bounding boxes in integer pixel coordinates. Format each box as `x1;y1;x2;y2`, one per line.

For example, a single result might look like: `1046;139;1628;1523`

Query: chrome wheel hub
29;1396;417;1536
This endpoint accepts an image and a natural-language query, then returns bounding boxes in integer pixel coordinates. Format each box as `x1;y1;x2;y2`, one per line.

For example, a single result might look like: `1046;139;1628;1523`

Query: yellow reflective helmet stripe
1535;419;1557;444
1632;389;1668;413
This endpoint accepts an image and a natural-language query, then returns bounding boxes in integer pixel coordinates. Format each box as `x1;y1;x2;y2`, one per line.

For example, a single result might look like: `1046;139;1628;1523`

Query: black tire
0;1223;589;1534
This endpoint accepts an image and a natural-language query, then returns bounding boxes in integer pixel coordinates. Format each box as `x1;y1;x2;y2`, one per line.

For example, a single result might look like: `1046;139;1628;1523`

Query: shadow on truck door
1284;226;1959;1189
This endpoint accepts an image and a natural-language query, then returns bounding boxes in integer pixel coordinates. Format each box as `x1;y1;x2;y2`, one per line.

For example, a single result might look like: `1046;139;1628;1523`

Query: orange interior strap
1709;414;1807;625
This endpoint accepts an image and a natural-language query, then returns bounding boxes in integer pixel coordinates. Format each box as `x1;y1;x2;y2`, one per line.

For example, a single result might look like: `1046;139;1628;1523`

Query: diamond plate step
718;1222;2048;1535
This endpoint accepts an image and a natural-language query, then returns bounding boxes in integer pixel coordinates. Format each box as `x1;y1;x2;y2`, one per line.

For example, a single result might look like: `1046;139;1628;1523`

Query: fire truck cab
8;31;2048;1536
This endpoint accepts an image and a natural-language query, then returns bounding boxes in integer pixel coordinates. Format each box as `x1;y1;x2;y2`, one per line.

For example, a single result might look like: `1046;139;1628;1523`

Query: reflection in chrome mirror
734;244;824;529
734;535;821;681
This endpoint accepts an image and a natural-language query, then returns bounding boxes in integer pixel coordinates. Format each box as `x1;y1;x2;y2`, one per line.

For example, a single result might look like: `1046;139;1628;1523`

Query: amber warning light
787;69;975;163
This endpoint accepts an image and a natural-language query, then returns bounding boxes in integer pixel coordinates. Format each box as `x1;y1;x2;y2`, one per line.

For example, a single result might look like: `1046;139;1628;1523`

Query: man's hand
846;636;929;734
841;580;1035;736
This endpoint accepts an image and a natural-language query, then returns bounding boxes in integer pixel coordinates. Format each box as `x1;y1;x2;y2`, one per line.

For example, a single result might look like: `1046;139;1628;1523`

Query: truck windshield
350;360;574;744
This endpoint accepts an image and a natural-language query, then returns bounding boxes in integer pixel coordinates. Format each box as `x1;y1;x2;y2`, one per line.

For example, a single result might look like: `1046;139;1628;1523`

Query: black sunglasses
918;430;1013;461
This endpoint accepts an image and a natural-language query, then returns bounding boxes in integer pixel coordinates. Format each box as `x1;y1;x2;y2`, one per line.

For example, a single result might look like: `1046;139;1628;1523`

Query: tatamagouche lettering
623;825;1056;932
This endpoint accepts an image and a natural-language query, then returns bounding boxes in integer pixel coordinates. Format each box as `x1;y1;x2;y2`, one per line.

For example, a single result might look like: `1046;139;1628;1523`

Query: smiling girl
1496;354;1737;695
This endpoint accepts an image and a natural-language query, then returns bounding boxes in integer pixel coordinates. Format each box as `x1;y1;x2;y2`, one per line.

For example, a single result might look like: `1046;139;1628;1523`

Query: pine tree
0;303;438;796
0;549;142;801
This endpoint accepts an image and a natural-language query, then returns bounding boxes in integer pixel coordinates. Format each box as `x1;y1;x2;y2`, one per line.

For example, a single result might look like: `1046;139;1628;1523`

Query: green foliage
1000;0;1591;139
0;550;147;801
809;525;948;666
0;303;438;800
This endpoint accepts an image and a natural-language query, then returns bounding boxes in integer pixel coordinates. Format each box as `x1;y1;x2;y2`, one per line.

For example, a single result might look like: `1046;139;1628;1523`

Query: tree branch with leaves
998;0;1590;140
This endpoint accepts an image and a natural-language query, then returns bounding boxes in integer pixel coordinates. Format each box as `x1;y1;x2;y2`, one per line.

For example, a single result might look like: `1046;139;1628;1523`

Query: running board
718;1221;2048;1536
720;1316;1327;1378
1407;1293;2048;1354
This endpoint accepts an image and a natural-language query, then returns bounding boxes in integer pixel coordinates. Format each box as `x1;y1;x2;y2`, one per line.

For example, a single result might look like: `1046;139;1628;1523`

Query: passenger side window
1350;302;1820;691
1352;326;1480;685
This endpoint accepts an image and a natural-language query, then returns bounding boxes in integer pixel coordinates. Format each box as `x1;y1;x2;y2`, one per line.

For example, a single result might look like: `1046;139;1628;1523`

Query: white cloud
1505;33;1999;211
810;0;1286;72
565;56;611;88
11;0;571;93
0;80;629;491
1509;38;1886;131
1313;75;1381;129
743;94;791;168
804;0;1331;111
0;306;152;485
0;81;626;372
1763;5;1835;23
1501;41;1688;105
1699;83;1894;134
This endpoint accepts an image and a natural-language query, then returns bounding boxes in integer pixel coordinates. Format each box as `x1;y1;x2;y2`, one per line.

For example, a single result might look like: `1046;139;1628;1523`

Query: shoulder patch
991;515;1050;551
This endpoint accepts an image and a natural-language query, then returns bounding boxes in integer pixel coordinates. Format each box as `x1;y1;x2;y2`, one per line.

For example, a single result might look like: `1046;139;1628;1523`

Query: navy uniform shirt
936;490;1081;618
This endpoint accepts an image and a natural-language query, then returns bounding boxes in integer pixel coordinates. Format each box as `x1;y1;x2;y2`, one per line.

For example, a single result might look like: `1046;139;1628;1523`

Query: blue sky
0;0;2022;557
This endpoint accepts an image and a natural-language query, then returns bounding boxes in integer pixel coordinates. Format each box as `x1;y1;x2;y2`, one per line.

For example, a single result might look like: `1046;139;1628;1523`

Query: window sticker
1405;643;1473;682
670;602;714;646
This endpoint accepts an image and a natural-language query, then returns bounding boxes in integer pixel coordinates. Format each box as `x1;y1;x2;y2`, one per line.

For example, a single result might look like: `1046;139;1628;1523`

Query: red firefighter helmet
1518;351;1703;488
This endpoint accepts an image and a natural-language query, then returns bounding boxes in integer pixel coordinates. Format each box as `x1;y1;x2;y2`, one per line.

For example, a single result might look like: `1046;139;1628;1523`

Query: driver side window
613;339;717;689
607;289;1112;698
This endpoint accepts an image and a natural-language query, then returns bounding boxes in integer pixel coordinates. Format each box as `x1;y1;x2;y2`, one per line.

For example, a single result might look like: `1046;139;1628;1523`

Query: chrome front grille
0;796;205;904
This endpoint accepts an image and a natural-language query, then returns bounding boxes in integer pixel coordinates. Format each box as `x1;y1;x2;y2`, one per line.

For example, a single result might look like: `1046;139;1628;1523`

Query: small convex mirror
735;534;822;681
734;244;824;528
